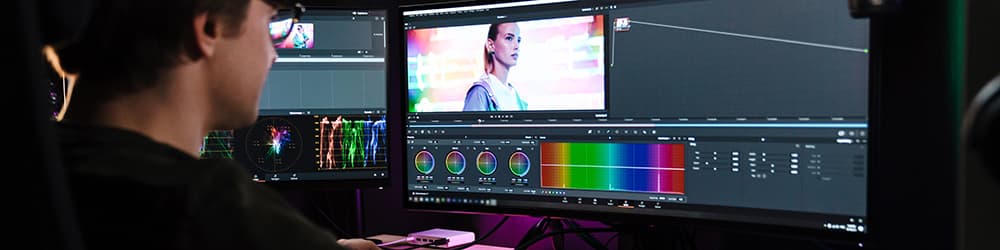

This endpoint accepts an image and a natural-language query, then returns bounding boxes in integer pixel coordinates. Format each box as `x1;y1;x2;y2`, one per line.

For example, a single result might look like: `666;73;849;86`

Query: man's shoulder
66;156;260;248
56;122;246;186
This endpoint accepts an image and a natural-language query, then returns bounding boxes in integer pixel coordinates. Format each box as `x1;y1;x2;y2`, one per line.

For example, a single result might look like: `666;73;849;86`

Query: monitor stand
516;217;605;250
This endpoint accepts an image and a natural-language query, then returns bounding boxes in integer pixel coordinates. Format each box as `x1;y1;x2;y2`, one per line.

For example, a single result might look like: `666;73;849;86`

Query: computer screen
404;0;870;234
201;9;390;185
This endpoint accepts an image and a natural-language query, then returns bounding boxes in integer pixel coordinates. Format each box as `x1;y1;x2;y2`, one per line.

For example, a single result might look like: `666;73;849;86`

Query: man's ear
193;13;220;58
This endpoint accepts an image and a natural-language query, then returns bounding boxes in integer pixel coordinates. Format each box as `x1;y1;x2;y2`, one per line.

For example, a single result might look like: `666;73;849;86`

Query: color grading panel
406;124;867;219
410;138;540;190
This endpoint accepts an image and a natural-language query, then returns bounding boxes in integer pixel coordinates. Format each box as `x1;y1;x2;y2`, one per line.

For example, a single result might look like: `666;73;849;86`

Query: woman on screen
463;22;528;111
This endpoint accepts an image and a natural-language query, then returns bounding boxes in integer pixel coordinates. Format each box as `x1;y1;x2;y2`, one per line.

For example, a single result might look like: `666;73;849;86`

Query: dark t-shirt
58;123;346;250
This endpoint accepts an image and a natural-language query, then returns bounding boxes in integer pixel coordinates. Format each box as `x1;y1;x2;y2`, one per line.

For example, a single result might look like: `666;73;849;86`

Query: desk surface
369;234;512;250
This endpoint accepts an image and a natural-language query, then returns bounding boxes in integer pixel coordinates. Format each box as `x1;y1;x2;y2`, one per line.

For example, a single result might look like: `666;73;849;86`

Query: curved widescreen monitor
403;0;871;237
201;8;390;187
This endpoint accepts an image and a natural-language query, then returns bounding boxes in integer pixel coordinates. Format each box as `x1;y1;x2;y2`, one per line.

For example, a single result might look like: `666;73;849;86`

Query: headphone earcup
965;74;1000;182
979;95;999;181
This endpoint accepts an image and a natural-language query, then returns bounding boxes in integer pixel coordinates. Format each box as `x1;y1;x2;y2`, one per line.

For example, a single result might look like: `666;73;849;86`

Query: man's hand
337;238;379;250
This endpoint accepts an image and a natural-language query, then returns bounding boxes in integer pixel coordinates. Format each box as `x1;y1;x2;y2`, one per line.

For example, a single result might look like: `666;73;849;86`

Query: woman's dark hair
483;23;501;73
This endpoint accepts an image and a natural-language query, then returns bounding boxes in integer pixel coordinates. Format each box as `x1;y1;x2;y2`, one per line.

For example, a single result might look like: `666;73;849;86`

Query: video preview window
407;15;606;113
275;23;315;49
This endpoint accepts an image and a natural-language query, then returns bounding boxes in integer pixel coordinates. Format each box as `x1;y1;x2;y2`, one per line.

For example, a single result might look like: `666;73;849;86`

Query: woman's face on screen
492;23;521;68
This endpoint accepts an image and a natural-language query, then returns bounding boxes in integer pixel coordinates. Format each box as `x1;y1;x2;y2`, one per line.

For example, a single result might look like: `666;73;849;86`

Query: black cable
687;228;698;250
550;218;564;250
810;240;836;250
675;231;684;250
685;227;698;250
564;220;606;250
635;230;645;250
450;216;510;250
310;196;355;239
516;217;552;248
603;233;620;249
515;228;621;250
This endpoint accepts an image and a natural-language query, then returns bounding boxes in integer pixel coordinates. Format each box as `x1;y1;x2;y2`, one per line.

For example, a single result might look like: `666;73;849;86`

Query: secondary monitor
202;8;390;186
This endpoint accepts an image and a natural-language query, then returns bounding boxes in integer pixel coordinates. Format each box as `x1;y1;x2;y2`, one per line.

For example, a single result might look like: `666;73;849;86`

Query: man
53;0;377;249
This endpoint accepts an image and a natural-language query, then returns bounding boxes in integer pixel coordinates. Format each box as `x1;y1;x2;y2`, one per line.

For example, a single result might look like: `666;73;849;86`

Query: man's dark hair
56;0;285;105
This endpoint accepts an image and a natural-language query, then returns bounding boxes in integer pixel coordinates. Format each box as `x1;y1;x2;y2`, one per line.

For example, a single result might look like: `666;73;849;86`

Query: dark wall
959;0;1000;249
967;0;1000;97
866;1;962;249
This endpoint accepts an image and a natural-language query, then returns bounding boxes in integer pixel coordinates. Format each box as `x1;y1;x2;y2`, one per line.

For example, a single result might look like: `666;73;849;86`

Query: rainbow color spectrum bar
541;142;685;194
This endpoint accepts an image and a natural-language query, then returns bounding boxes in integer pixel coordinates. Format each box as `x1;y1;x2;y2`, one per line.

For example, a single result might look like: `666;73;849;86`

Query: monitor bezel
398;0;879;244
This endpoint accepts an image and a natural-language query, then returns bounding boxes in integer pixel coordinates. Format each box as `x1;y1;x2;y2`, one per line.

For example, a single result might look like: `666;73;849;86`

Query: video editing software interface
405;0;869;233
201;9;389;183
